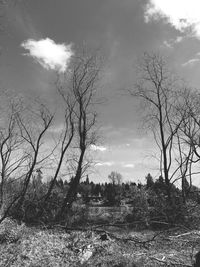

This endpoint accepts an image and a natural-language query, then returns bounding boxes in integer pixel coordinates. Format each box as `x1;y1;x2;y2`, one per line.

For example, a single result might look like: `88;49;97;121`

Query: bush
64;204;89;227
125;187;150;228
125;185;188;229
0;217;25;243
184;200;200;228
148;190;186;228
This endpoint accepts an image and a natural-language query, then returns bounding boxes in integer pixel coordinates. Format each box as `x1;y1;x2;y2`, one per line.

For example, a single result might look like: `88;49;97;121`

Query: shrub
0;217;25;243
148;190;186;228
184;200;200;228
64;204;89;227
125;187;149;228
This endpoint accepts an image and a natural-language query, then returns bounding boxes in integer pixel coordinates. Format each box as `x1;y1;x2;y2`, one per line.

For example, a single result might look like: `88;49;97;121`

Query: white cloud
163;40;173;49
123;163;135;168
96;161;115;167
182;58;200;67
21;38;73;73
90;145;107;152
175;36;184;43
145;0;200;39
163;36;184;49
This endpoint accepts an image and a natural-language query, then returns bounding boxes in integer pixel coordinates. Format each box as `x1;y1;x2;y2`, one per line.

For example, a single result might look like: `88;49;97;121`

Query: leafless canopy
130;53;194;201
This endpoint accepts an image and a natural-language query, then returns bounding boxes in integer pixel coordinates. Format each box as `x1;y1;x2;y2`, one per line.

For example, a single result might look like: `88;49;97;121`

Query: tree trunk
56;151;85;221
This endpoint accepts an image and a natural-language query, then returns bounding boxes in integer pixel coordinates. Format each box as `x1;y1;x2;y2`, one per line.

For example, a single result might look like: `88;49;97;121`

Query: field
0;218;200;267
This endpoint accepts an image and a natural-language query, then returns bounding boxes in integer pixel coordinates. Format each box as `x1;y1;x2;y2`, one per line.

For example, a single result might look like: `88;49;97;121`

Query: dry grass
0;219;199;266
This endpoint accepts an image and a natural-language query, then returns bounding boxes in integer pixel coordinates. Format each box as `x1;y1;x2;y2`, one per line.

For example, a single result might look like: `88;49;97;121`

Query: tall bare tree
44;89;75;201
56;51;102;219
178;89;200;193
15;101;54;216
130;53;186;200
0;95;27;217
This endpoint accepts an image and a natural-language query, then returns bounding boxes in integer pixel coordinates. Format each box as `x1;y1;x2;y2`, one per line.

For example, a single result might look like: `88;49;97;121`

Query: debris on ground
0;220;200;266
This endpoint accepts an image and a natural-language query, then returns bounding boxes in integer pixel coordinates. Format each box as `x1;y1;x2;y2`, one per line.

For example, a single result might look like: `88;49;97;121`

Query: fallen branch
63;226;162;249
149;256;192;267
149;256;167;264
169;230;200;239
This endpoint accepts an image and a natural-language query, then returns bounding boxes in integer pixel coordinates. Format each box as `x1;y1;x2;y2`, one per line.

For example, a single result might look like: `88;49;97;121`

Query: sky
1;0;200;184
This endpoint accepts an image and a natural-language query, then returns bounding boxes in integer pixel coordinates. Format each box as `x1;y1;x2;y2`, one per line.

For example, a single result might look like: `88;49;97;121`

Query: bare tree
130;53;186;201
108;171;123;185
0;95;54;222
15;101;54;215
44;88;75;201
174;131;194;202
0;95;27;217
177;89;200;192
181;91;200;159
56;51;102;219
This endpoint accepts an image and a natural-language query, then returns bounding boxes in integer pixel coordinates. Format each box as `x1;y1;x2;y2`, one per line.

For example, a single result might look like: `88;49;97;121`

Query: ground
0;220;199;267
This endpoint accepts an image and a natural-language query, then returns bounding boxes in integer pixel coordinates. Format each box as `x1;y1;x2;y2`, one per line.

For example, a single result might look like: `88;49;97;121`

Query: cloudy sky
1;0;200;183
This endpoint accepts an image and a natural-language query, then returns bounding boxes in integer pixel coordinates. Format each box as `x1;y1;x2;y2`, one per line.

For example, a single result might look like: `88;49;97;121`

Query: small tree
145;173;154;189
108;171;123;185
104;183;118;206
107;171;123;205
126;186;150;227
